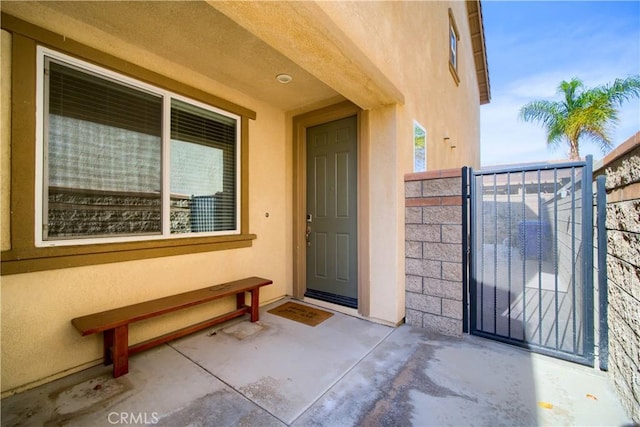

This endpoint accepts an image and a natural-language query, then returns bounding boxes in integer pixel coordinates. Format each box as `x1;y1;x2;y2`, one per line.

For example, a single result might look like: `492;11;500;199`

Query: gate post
405;168;464;337
461;167;469;333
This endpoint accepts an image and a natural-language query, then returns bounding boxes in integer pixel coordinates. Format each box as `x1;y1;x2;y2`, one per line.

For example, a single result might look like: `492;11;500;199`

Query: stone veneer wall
594;131;640;423
404;168;463;337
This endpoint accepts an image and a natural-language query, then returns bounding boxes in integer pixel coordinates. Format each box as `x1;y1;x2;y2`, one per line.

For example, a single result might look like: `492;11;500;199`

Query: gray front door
305;116;358;308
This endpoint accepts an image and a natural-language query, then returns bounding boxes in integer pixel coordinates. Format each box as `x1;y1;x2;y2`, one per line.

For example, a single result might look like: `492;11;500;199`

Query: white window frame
35;47;242;247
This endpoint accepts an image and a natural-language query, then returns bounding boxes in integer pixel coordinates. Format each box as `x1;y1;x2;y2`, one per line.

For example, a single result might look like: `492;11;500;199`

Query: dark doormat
267;302;334;327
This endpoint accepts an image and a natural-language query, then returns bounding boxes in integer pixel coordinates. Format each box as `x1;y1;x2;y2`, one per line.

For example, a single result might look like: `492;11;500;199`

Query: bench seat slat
71;276;272;335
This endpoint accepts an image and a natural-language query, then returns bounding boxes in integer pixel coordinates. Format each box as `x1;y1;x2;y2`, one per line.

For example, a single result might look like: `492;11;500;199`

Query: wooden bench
71;276;272;378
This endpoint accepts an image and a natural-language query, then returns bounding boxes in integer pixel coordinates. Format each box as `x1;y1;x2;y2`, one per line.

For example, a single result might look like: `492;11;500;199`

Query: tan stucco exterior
1;1;489;394
1;30;11;252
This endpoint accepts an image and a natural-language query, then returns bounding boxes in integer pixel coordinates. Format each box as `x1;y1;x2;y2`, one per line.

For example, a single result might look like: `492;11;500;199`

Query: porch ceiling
1;1;346;112
208;1;405;110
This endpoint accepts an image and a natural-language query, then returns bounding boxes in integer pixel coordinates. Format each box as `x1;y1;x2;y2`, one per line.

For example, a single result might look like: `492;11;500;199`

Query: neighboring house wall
0;0;488;395
594;132;640;423
551;189;584;299
540;179;585;309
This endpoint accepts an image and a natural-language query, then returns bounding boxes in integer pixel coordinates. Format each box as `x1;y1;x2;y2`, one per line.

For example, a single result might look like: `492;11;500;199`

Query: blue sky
480;1;640;166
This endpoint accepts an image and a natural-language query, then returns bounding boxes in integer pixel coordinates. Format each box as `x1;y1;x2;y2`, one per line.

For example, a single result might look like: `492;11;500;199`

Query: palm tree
519;76;640;160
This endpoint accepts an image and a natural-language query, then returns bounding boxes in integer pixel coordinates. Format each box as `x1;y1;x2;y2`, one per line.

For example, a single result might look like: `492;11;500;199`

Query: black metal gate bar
466;157;595;366
468;166;477;335
596;175;608;371
521;170;527;342
462;167;469;334
493;173;498;335
571;166;577;354
582;156;595;361
553;168;559;350
507;171;513;338
537;169;543;346
481;173;486;332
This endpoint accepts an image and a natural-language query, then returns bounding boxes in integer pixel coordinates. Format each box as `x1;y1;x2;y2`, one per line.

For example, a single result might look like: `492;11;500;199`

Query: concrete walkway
1;299;631;426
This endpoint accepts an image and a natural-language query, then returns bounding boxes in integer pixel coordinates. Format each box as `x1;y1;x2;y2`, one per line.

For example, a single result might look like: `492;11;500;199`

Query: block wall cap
405;168;462;182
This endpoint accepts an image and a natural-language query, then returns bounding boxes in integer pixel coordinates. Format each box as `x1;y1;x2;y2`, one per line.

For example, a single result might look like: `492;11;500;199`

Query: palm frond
558;78;584;110
519;75;638;160
519;100;566;147
597;75;640;107
519;100;562;127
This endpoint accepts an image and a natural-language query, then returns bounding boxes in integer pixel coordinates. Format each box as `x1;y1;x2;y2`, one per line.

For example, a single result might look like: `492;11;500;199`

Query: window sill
1;233;257;275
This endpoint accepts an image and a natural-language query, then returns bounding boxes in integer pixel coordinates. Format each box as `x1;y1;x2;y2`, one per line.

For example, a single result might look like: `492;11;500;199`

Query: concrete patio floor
1;298;631;427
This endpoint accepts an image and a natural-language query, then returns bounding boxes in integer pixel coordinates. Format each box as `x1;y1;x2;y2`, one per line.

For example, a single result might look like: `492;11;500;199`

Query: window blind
170;100;237;232
45;58;163;238
48;61;162;137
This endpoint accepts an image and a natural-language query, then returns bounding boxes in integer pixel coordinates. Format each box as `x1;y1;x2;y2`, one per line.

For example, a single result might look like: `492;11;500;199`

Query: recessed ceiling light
276;74;293;84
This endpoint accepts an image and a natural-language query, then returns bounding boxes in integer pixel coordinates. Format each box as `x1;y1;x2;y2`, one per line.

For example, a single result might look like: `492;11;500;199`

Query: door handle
305;226;311;247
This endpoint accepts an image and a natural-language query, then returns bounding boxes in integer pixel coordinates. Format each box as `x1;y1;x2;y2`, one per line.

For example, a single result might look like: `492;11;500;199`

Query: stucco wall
286;1;483;325
1;30;10;252
0;0;485;394
0;30;291;394
2;121;290;396
317;1;482;170
319;1;482;324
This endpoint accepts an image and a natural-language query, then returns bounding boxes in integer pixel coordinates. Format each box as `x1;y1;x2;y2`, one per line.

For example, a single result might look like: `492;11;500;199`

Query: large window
37;48;240;246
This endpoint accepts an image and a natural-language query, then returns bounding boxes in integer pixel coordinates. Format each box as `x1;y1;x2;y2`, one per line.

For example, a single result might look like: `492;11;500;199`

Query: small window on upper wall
37;47;241;247
448;8;460;85
413;121;427;172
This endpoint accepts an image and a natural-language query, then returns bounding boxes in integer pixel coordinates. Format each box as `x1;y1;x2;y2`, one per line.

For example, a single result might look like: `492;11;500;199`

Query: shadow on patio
1;299;630;426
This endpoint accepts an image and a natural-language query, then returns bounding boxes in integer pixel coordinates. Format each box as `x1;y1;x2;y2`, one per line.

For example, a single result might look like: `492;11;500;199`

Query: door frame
292;101;370;316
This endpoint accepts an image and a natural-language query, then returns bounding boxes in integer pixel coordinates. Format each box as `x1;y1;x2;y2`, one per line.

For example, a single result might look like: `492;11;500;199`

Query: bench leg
236;292;245;310
112;325;129;378
103;329;114;365
249;288;260;322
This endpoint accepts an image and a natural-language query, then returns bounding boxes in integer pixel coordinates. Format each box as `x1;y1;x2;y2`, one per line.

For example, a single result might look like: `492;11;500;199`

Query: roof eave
467;0;491;105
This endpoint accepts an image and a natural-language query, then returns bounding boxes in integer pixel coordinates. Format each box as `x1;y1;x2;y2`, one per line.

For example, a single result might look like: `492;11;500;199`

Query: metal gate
464;157;595;366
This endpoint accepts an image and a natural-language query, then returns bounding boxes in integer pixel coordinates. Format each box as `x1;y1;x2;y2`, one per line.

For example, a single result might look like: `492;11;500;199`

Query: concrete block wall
404;168;463;337
595;132;640;423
